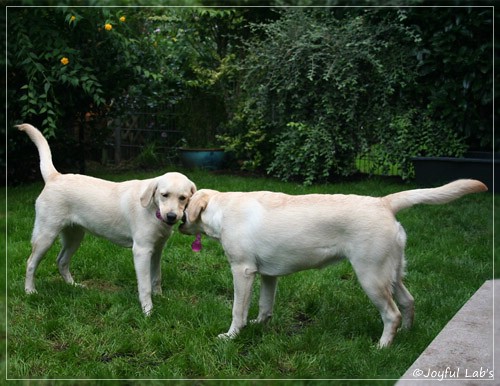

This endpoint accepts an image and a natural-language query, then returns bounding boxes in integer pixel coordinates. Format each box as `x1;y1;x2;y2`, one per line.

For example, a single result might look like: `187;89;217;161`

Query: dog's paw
217;332;236;340
152;288;163;296
25;288;38;295
72;282;86;289
377;339;392;349
250;315;272;325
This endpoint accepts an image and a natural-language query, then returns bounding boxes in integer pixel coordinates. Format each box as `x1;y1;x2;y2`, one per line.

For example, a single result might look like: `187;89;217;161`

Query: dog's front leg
252;274;278;324
218;264;256;339
150;246;164;296
132;244;153;316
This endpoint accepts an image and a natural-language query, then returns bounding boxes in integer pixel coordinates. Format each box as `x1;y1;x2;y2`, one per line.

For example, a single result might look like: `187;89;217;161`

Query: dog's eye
162;193;169;198
179;196;186;201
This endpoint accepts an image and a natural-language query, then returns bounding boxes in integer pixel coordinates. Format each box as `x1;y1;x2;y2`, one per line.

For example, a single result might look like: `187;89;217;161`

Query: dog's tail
384;179;487;215
17;123;59;182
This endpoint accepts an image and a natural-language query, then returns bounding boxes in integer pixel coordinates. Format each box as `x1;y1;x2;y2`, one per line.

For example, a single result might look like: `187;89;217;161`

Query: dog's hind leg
351;261;402;348
363;279;401;348
25;224;60;294
57;226;85;286
394;278;414;329
393;225;414;329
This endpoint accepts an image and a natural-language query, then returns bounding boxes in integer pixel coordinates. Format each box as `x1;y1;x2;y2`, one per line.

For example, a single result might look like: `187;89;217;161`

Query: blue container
179;148;225;170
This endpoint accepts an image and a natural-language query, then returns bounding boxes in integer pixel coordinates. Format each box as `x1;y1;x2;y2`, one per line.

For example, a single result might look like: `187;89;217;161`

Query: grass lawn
4;168;496;384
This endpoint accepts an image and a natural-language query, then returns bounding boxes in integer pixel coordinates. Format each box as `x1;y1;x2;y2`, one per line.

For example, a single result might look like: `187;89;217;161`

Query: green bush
7;6;493;182
8;8;148;137
224;8;419;183
369;109;468;180
220;7;492;183
267;122;336;185
217;128;268;172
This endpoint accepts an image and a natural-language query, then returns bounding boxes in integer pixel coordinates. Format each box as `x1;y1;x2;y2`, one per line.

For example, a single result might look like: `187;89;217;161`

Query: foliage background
6;2;495;185
220;6;493;182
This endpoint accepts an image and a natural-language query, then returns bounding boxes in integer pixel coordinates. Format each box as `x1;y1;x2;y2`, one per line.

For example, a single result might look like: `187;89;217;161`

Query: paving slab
397;279;497;385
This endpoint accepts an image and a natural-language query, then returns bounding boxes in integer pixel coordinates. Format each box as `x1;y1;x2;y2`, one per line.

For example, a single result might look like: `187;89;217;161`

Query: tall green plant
8;8;163;137
268;122;336;185
146;8;242;146
223;7;492;183
372;109;467;180
224;8;420;183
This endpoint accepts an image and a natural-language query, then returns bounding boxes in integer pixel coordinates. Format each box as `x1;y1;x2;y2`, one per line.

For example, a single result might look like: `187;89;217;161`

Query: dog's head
178;189;217;235
140;172;196;226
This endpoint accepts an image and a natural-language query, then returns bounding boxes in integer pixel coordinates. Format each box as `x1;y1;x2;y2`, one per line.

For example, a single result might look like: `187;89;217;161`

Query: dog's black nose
166;212;177;224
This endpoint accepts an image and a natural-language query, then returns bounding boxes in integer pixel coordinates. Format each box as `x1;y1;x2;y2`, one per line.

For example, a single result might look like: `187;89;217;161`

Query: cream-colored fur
180;180;487;347
18;123;196;315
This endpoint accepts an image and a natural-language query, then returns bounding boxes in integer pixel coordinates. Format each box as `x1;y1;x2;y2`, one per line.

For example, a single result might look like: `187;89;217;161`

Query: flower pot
179;148;225;170
411;152;497;191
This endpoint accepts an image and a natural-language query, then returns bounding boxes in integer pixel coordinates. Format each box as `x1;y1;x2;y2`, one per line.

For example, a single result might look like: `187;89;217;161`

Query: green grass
5;168;495;383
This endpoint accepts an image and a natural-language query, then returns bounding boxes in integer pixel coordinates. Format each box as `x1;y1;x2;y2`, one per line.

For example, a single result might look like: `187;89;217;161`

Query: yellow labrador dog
179;180;486;347
18;123;196;315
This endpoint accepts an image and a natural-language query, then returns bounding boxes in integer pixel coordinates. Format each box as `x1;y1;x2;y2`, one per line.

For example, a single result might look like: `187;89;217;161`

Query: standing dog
179;180;487;347
18;123;196;315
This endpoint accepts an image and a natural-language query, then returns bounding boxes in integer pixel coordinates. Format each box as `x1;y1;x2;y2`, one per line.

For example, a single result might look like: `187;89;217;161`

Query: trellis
105;110;184;165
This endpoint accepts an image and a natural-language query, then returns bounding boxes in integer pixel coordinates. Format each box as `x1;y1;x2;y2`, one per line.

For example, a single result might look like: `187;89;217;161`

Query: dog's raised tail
17;123;59;182
384;179;487;214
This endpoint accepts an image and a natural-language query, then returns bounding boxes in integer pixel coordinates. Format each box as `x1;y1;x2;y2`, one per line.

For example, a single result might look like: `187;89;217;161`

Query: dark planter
411;152;497;191
179;148;225;170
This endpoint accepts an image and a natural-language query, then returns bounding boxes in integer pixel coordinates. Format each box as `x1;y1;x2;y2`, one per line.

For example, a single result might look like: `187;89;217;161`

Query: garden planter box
411;152;497;191
179;148;225;170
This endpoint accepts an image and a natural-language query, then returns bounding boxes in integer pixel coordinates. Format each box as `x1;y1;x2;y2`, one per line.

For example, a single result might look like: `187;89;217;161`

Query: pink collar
156;209;164;221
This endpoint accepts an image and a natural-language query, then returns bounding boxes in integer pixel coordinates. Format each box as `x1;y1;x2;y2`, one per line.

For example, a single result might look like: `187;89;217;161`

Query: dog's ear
140;179;157;208
190;182;197;196
188;193;208;223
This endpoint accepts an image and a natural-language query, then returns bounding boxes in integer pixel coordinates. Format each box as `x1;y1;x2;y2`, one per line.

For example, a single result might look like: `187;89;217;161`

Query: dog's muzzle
156;210;177;226
166;212;177;225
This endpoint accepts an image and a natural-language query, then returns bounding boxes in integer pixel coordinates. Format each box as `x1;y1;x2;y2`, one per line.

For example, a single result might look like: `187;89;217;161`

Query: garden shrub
225;8;420;184
221;7;492;183
7;6;493;184
267;122;337;186
217;128;268;172
373;109;467;180
8;8;144;137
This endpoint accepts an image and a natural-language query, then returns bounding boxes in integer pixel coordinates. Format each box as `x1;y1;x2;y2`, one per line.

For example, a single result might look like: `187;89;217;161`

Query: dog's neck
200;204;222;240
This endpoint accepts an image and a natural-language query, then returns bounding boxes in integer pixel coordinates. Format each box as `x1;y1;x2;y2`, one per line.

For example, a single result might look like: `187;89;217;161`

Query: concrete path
397;279;497;385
